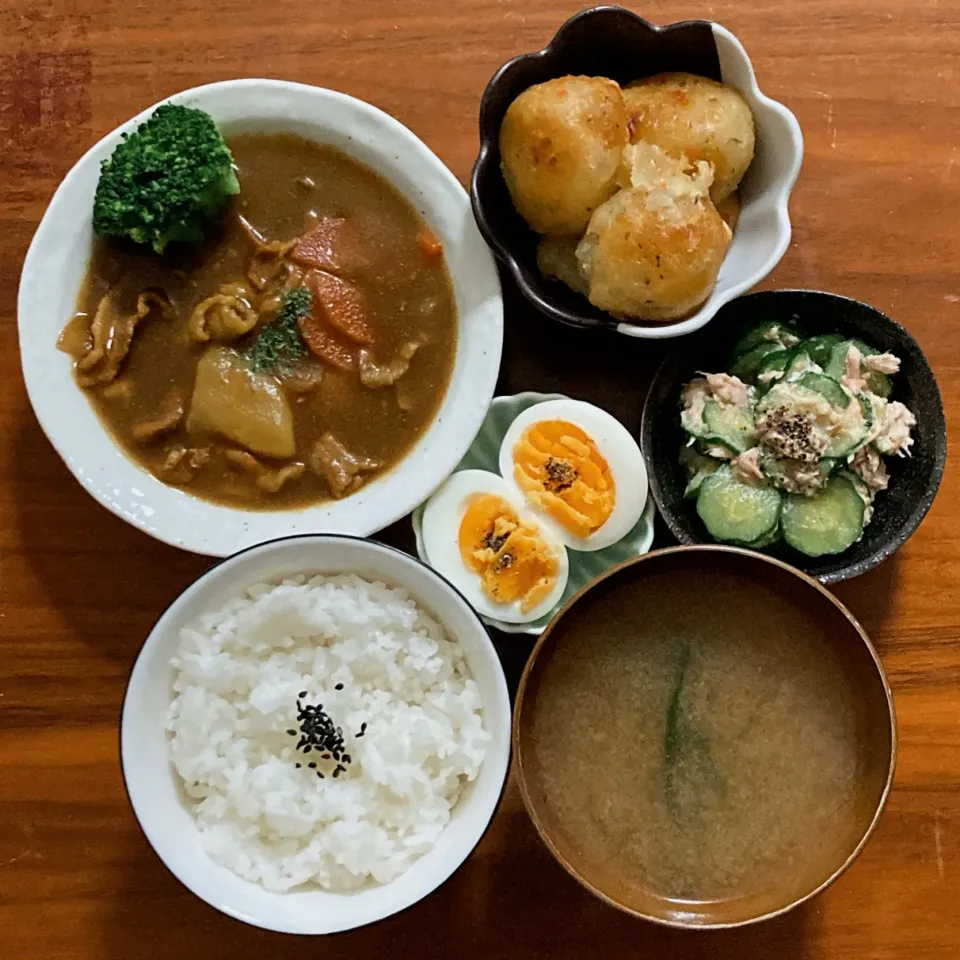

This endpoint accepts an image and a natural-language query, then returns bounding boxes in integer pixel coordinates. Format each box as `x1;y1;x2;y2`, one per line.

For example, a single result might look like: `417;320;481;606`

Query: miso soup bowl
19;79;503;556
471;6;803;339
514;546;896;929
121;534;512;934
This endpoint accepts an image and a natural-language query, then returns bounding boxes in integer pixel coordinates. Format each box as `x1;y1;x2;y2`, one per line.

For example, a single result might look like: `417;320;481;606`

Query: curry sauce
61;133;458;509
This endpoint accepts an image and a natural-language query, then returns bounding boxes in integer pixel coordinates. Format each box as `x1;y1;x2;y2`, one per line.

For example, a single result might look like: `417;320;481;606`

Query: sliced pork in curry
59;133;458;509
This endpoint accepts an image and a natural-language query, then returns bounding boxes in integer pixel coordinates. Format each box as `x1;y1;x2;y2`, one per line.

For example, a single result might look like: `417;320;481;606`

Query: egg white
420;469;570;624
498;399;648;552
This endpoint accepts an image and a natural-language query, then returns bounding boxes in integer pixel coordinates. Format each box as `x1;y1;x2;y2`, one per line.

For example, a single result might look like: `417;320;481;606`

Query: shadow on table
830;554;900;650
7;405;212;663
496;272;668;432
99;795;818;960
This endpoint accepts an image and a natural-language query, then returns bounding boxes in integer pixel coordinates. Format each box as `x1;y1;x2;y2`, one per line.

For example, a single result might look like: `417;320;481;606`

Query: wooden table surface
2;0;958;956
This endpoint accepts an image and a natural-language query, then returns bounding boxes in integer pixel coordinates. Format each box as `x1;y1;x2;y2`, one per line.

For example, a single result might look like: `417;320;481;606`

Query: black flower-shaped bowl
471;5;803;339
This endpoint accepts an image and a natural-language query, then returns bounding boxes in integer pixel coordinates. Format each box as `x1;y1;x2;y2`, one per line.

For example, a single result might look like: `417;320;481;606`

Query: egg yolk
511;420;615;538
458;493;559;614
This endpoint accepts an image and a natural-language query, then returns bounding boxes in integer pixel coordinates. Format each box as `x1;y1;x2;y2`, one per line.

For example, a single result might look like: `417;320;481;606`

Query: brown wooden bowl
513;546;896;929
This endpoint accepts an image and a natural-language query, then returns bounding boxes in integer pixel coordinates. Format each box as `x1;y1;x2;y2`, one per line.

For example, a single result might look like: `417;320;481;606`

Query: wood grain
1;1;959;956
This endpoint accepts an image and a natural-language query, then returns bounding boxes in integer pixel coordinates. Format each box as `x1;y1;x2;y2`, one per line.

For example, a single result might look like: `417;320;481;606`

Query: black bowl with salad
641;290;946;584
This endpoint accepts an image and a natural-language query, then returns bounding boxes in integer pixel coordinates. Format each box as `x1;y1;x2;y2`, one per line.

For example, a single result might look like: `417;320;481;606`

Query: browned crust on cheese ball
624;72;755;203
500;76;628;235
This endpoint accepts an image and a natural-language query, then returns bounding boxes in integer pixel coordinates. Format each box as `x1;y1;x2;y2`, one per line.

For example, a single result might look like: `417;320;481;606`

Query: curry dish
59;133;458;508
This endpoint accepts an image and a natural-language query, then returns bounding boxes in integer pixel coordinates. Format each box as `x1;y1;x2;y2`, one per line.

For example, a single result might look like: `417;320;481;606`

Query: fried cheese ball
575;143;731;322
536;235;589;296
623;72;755;203
499;76;628;236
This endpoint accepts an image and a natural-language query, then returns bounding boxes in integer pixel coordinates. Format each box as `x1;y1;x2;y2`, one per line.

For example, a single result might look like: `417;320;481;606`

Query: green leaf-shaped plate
412;392;655;635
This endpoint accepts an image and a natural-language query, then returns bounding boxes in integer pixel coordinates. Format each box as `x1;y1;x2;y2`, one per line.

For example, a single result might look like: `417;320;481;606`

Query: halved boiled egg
421;469;570;624
498;399;648;552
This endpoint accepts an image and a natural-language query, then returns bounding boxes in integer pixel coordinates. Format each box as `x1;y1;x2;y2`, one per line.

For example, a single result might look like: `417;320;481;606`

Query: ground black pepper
482;528;511;553
543;456;577;493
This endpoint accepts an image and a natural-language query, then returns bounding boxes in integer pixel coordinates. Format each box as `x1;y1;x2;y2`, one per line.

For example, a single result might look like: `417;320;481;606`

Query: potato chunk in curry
186;347;295;458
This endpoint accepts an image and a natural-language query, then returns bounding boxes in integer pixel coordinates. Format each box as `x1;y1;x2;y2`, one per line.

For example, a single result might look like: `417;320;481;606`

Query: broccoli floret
92;103;240;254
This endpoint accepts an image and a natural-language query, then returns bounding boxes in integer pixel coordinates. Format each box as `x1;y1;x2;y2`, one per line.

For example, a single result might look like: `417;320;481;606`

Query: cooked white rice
167;574;489;892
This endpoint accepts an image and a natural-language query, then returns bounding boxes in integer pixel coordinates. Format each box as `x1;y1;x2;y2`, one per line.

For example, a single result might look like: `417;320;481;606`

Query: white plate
18;79;503;555
121;534;511;934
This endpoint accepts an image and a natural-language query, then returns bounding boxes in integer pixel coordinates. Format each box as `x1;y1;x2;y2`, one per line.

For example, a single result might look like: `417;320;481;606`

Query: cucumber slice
819;457;843;477
755;381;822;420
679;445;721;499
865;371;892;399
702;401;757;454
825;340;892;398
730;342;783;382
754;347;798;384
732;321;803;359
781;475;865;557
684;462;721;499
850;337;881;357
800;333;845;367
795;371;851;408
681;407;712;439
740;526;781;549
838;468;873;507
820;392;872;459
825;341;848;378
783;351;815;379
823;401;870;458
696;465;782;544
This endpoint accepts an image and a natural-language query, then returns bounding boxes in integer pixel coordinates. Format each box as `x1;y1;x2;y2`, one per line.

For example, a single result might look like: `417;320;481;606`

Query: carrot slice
290;218;369;274
416;229;444;262
298;314;356;370
307;270;375;345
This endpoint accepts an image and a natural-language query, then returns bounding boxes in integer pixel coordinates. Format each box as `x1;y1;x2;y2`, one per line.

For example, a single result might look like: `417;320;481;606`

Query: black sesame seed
299;691;307;698
318;771;324;779
308;762;316;769
287;729;296;736
343;754;351;763
295;763;301;769
335;683;344;691
332;768;341;778
290;695;354;761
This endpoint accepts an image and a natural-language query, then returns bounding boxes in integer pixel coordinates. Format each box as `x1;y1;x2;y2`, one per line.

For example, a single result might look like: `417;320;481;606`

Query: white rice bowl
167;574;490;893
